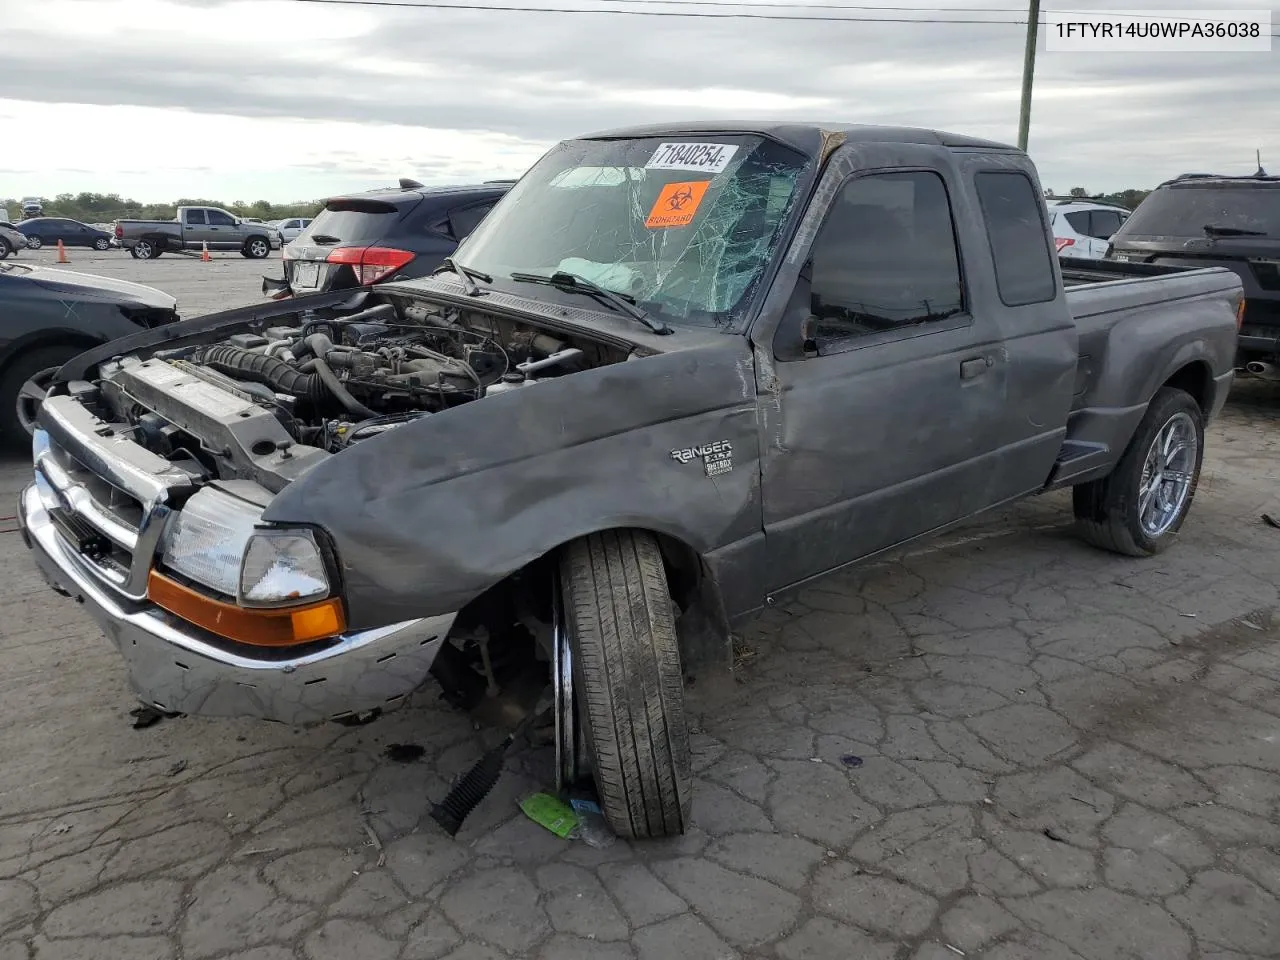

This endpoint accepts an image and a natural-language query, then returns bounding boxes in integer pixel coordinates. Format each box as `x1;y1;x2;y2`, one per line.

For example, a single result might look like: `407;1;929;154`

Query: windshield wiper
434;256;492;296
509;270;672;335
1203;224;1268;237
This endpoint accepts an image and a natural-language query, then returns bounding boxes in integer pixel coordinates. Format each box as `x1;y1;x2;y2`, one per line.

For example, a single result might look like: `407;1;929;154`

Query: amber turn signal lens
1237;298;1247;329
147;571;346;647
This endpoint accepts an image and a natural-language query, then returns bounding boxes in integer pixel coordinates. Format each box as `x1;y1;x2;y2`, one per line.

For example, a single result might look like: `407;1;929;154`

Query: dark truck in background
21;122;1241;840
1104;171;1279;377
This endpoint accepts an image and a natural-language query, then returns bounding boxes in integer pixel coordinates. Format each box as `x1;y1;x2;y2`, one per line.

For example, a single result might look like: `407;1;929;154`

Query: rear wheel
1073;386;1204;556
558;529;691;839
25;235;42;250
131;238;160;259
243;237;270;259
1;346;83;446
93;237;111;251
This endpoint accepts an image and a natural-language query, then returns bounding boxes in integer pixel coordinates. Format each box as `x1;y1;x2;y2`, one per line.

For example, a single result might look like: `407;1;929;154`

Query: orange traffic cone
56;239;69;264
200;241;211;262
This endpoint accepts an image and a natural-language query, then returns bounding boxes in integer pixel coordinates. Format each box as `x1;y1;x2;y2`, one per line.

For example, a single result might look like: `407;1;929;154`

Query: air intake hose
193;345;328;403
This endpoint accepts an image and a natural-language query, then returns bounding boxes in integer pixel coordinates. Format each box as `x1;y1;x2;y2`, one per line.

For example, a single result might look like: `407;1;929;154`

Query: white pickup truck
113;206;276;260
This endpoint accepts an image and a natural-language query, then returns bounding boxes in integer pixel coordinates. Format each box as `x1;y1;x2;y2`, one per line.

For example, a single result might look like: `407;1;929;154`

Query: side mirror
800;315;820;358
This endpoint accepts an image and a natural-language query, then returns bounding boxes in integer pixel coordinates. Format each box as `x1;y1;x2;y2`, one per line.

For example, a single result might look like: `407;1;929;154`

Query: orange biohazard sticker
645;180;711;229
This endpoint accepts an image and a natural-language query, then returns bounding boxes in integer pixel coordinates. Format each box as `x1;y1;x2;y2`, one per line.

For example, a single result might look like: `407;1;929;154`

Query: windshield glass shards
454;135;809;329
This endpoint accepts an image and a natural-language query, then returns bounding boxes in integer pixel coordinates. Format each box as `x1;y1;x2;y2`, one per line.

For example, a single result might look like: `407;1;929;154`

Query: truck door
205;209;238;248
753;144;1075;593
182;208;210;247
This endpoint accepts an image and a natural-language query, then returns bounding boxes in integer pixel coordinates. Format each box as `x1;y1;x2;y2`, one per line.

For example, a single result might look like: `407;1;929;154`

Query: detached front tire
559;529;691;839
1073;386;1204;556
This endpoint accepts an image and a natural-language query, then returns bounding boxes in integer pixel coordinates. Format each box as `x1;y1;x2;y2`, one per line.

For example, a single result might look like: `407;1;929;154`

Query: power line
495;0;1276;24
293;0;1031;22
293;0;1279;31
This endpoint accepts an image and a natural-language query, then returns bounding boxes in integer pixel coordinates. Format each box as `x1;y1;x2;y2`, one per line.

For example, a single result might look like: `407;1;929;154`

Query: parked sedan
0;222;27;259
18;218;115;252
0;261;179;443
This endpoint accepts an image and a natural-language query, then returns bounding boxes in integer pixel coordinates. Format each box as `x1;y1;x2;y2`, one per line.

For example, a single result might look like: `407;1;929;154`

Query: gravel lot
3;245;1279;960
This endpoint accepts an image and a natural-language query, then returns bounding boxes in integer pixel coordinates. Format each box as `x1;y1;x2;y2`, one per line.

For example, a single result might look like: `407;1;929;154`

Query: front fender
264;341;763;629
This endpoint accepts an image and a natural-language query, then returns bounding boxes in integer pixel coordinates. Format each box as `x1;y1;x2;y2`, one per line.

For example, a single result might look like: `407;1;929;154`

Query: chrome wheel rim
551;574;585;793
1139;411;1197;538
250;240;267;257
95;238;109;250
135;241;152;258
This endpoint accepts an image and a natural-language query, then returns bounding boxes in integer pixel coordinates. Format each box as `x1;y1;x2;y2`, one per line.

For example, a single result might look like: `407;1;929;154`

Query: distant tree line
1043;186;1153;210
3;192;323;223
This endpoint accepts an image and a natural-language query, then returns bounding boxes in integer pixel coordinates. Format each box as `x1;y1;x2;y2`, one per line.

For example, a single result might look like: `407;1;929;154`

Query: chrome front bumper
21;483;454;725
21;403;455;726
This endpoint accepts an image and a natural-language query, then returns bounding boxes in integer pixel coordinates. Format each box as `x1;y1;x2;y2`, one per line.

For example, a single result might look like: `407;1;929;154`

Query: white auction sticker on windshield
645;142;739;174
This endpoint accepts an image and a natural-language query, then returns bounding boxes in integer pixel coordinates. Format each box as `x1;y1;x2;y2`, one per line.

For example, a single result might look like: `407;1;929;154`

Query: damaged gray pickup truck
20;122;1243;840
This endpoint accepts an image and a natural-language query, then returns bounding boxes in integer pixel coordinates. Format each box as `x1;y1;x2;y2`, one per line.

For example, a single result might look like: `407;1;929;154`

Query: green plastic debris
520;792;580;838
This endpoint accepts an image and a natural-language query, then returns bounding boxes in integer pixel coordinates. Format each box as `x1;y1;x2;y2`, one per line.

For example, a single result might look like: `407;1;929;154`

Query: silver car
275;217;312;244
0;222;28;259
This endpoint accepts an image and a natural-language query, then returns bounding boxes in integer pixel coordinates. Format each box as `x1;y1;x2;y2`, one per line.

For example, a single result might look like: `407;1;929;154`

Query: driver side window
807;171;965;349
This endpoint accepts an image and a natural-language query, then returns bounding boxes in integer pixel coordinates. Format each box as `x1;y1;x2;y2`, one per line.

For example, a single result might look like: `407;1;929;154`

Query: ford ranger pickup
20;122;1243;840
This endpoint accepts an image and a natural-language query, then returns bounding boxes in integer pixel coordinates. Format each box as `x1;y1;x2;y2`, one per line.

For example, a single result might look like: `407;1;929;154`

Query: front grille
34;395;196;600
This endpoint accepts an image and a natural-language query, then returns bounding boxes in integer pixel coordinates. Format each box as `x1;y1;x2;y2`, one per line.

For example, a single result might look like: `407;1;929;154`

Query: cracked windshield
456;135;808;327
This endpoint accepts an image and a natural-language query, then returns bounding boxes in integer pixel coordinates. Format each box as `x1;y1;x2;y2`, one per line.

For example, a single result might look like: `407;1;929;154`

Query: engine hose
192;344;329;403
312;355;378;420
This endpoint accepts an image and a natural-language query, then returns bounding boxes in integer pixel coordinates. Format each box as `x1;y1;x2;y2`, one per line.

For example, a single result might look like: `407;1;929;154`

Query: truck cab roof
577;121;1018;157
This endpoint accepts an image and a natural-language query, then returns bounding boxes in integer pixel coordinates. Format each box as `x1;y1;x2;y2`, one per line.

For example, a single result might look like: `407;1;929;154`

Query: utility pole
1017;0;1041;151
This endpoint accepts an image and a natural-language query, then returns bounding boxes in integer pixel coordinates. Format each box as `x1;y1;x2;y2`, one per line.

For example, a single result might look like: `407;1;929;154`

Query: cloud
0;0;1273;200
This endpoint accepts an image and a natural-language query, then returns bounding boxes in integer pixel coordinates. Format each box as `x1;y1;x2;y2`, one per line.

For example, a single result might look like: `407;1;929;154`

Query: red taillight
113;224;123;239
1055;237;1075;253
1236;298;1247;330
325;246;415;285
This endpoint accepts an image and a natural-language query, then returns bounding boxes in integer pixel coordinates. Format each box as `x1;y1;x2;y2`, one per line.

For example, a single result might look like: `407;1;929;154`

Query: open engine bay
71;295;634;493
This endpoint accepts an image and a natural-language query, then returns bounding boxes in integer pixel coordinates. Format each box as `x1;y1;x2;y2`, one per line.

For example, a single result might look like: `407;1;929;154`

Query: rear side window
306;201;400;244
1090;209;1125;238
1063;211;1090;235
185;209;207;225
1119;183;1280;238
975;172;1056;306
448;202;496;240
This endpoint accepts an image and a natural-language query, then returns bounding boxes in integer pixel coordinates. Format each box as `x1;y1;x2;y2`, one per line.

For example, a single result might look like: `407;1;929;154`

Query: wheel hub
551;575;585;793
1138;411;1197;538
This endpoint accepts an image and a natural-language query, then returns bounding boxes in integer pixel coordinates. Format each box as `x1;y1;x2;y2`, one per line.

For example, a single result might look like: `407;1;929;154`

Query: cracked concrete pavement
1;250;1279;960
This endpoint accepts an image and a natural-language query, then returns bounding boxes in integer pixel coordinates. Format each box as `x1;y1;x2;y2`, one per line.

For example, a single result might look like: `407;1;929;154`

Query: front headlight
161;487;332;608
161;488;260;597
239;529;330;607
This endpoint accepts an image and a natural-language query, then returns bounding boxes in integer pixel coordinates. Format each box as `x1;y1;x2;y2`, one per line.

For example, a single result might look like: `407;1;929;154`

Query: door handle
960;356;991;380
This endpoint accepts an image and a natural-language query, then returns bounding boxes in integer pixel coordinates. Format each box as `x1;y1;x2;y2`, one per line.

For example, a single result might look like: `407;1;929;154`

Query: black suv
262;179;514;299
1106;172;1280;371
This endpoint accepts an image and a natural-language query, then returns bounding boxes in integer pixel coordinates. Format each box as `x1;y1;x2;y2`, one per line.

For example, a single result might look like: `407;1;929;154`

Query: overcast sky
1;0;1275;203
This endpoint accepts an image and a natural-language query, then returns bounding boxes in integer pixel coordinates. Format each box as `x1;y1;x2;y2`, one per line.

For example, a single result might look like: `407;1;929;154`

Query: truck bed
1050;257;1242;488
